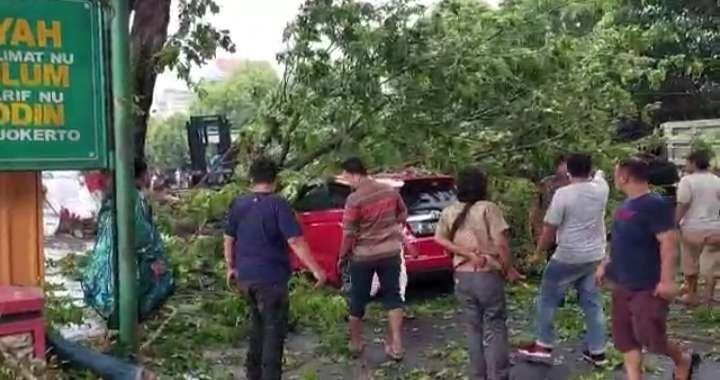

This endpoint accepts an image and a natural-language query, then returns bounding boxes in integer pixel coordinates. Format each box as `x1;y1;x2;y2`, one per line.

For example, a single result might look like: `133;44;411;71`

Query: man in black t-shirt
224;158;326;380
596;157;698;380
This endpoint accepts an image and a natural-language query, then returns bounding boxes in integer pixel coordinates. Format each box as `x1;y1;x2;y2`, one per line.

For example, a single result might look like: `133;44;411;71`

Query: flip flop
349;342;365;358
688;353;702;380
383;339;404;362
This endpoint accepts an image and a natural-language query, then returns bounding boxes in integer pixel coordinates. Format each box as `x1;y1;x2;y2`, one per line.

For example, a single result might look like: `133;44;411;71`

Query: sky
155;0;500;96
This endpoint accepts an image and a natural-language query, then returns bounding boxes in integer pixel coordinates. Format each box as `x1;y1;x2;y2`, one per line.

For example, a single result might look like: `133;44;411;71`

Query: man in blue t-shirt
596;157;698;380
224;158;326;380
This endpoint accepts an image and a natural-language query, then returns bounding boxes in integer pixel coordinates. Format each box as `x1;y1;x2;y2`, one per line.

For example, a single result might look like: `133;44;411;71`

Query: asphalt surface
45;233;720;379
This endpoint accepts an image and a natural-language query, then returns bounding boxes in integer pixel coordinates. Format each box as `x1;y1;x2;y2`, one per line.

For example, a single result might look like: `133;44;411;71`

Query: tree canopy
141;0;720;181
231;0;663;179
145;62;279;171
146;114;189;171
191;61;279;129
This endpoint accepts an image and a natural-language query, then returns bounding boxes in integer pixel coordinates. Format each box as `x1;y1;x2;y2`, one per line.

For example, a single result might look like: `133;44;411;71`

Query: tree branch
278;113;301;166
474;129;573;161
286;100;389;171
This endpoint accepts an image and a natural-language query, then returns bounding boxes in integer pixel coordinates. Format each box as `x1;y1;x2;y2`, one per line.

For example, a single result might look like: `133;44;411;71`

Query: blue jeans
535;259;606;353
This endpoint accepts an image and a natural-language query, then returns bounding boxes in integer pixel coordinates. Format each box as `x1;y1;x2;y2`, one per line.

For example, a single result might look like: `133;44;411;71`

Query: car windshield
400;180;456;214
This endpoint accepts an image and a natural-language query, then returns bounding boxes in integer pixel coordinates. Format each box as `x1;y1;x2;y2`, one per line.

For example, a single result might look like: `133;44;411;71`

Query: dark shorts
349;255;403;318
611;286;670;354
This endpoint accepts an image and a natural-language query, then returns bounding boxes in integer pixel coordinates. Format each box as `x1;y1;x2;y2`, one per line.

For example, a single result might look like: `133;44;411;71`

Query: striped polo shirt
343;178;408;262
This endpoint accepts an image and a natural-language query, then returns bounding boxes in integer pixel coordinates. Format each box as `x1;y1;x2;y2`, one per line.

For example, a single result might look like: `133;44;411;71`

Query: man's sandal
383;339;404;362
349;342;365;358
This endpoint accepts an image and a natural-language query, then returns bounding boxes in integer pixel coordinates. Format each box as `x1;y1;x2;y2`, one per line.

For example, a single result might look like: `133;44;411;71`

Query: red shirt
343;178;408;261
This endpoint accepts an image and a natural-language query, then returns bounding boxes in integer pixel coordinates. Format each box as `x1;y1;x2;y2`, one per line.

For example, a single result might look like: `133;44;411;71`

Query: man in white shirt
519;153;609;366
676;150;720;305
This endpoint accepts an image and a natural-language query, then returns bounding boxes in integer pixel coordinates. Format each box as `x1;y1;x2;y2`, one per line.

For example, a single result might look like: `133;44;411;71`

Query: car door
291;181;351;284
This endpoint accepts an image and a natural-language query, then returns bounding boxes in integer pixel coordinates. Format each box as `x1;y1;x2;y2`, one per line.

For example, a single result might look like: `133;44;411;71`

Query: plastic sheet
81;190;175;329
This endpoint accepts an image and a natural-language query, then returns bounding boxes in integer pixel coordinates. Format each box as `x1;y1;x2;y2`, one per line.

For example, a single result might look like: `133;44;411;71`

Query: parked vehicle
291;171;456;285
662;118;720;166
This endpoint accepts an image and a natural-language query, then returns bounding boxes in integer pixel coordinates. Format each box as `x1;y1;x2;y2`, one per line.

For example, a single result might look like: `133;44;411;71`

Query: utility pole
110;0;138;351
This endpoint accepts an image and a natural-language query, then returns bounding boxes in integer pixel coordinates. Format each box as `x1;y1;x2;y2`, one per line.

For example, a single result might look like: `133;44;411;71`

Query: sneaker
582;350;608;367
519;342;553;359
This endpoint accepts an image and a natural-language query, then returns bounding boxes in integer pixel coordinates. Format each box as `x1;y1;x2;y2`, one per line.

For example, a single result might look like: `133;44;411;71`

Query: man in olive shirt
529;155;570;253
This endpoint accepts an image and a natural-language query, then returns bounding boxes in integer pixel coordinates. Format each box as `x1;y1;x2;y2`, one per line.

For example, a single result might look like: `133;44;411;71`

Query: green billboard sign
0;0;108;170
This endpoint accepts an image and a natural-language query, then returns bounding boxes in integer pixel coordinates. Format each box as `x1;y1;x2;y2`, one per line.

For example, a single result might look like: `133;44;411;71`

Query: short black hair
341;157;367;175
249;157;278;184
456;167;489;203
134;159;148;180
566;153;592;178
618;156;650;182
687;150;711;171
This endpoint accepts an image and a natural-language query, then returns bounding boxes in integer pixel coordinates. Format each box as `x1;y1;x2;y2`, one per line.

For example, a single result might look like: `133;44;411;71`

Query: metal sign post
109;0;138;352
0;0;139;352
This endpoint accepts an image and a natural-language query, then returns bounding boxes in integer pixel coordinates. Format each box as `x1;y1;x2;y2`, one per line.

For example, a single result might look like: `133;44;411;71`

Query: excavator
186;114;236;187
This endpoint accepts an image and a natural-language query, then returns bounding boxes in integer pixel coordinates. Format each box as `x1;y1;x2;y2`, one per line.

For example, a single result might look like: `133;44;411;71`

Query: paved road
346;322;720;380
45;234;105;341
45;235;720;379
290;280;720;380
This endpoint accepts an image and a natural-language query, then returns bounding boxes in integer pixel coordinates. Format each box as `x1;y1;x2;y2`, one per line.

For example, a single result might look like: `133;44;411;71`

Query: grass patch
373;363;466;380
47;252;90;281
429;341;468;366
406;295;458;319
289;276;349;357
137;234;355;376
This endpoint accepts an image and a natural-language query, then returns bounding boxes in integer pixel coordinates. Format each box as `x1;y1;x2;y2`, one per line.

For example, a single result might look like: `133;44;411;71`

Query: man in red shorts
596;157;699;380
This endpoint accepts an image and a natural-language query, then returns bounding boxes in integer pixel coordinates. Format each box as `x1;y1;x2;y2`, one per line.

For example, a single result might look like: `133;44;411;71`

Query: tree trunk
130;0;172;161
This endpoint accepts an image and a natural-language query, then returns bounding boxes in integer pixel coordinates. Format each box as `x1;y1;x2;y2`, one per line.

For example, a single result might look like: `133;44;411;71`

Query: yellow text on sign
0;18;62;49
0;103;65;126
0;63;69;87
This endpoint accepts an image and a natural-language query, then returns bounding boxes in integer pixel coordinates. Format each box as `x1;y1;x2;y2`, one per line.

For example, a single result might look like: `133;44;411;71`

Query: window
402;180;456;237
401;180;456;214
294;182;351;212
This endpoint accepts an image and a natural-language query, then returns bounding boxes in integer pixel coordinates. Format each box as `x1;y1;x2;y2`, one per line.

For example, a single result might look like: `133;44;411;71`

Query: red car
291;171;456;285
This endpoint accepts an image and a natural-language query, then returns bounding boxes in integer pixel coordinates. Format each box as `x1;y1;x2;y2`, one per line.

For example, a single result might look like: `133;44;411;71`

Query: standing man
519;153;608;365
224;158;326;380
676;150;720;305
596;156;699;380
339;157;407;360
528;155;570;258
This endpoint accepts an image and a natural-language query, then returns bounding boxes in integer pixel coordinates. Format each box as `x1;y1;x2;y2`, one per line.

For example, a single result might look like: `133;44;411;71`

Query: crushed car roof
332;168;453;187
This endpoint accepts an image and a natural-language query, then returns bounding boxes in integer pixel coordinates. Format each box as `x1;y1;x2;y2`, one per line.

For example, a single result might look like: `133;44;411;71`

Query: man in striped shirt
339;157;407;360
